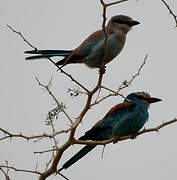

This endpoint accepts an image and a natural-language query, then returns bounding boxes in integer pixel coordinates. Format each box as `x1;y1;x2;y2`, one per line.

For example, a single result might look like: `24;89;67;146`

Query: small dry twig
0;165;42;175
161;0;177;27
35;77;73;125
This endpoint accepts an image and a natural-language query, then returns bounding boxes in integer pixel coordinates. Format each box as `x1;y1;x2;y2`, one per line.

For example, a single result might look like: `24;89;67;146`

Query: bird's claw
112;135;120;144
131;133;138;139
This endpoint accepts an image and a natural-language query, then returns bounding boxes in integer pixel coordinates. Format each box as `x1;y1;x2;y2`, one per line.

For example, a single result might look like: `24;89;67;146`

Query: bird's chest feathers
106;32;126;58
113;30;126;43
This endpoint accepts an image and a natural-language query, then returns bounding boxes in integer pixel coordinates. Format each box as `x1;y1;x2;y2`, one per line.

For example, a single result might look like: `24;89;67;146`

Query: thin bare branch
101;145;106;158
90;55;147;107
118;55;147;91
101;86;118;94
161;0;177;27
68;85;86;97
50;121;59;150
57;67;90;93
58;172;70;180
0;167;10;180
0;127;72;141
138;118;177;135
7;25;37;50
100;0;128;8
35;77;73;125
106;0;128;7
45;151;55;171
0;165;42;175
34;149;57;154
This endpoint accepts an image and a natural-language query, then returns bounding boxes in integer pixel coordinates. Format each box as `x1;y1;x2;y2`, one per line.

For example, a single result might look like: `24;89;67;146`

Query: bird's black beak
129;20;140;26
146;97;162;104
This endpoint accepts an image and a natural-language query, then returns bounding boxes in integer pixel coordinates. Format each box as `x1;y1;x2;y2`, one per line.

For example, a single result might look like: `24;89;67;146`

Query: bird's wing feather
62;30;104;65
79;102;135;141
93;102;135;128
79;125;110;141
103;102;134;119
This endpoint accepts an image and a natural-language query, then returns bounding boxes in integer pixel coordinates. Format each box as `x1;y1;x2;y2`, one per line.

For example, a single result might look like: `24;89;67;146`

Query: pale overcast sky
0;0;177;180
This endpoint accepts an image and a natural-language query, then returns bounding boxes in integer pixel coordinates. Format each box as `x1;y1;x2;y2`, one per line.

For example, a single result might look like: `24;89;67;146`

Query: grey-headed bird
25;15;140;68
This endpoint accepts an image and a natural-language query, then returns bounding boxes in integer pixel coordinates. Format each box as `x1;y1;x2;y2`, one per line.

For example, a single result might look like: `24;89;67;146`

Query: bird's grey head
108;15;140;34
125;92;162;107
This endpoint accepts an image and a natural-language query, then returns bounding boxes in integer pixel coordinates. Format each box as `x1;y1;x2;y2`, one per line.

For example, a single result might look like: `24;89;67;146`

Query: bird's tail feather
25;54;67;60
24;50;72;60
25;50;72;54
59;144;97;171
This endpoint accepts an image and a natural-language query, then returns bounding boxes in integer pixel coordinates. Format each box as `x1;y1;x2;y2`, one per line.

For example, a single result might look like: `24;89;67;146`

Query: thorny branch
6;7;109;179
4;1;177;180
1;118;177;177
0;127;72;141
5;2;122;179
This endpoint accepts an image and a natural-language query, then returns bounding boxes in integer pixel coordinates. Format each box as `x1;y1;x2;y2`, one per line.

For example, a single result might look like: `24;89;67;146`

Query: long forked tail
24;50;72;60
59;144;97;172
